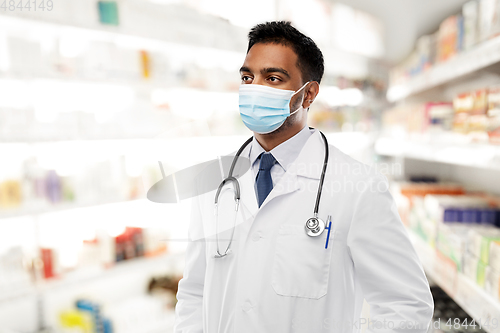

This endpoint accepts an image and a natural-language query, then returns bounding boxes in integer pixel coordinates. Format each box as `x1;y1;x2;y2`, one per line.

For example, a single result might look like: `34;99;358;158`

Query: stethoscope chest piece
305;216;325;237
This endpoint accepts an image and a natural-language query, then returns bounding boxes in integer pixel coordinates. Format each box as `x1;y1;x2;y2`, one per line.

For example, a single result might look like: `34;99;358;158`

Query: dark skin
239;42;320;152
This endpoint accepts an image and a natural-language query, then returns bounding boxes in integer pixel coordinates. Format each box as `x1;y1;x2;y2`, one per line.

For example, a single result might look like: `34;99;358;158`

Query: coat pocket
271;223;334;299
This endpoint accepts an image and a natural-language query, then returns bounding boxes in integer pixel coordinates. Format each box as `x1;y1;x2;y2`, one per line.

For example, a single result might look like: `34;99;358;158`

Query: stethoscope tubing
213;127;329;258
314;130;329;216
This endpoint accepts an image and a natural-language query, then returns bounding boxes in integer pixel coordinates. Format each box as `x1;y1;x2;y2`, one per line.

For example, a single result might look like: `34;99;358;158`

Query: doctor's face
239;42;307;120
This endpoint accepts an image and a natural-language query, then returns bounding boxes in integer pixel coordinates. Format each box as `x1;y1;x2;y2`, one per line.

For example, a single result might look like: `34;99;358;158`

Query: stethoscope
213;127;330;258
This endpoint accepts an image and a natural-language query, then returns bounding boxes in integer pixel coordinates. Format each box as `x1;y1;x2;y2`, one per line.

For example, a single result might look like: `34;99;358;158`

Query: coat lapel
238;162;259;219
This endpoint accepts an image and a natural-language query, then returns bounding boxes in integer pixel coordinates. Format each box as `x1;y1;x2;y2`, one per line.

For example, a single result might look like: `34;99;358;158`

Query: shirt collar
249;125;313;172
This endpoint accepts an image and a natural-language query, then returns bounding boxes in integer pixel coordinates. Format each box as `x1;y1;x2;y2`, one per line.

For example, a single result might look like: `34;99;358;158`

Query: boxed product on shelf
463;0;479;50
400;182;465;202
424;194;498;225
435;214;500;274
452;88;490;136
395;182;465;242
426;102;454;132
388;0;500;85
462;245;489;288
60;309;94;333
143;228;169;257
114;227;168;262
472;88;489;114
438;15;460;63
453;91;473;133
477;258;488;287
484;264;500;300
114;227;144;262
463;251;480;283
478;0;500;41
0;179;22;208
381;104;410;132
467;227;500;264
0;151;149;217
384;84;500;141
457;14;465;53
428;32;439;67
79;239;105;268
96;229;116;268
488;240;500;271
436;223;470;271
470;89;489;136
434;249;460;291
406;104;427;133
413;200;437;246
60;299;114;333
487;85;500;143
36;225;169;280
394;179;500;301
415;34;433;72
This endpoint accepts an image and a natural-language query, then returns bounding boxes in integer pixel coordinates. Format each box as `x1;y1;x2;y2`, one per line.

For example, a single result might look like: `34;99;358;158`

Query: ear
303;81;320;109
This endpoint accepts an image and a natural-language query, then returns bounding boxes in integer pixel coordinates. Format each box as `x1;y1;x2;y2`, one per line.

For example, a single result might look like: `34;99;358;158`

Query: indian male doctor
174;21;434;333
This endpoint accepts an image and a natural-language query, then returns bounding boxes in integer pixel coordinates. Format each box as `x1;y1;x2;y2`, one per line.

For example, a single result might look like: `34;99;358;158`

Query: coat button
252;232;261;241
242;301;252;312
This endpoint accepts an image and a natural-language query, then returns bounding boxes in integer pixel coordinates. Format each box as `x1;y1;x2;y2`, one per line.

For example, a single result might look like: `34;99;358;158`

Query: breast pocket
271;223;334;299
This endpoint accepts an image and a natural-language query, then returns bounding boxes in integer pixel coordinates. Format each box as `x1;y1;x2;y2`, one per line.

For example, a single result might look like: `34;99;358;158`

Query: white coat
174;129;434;333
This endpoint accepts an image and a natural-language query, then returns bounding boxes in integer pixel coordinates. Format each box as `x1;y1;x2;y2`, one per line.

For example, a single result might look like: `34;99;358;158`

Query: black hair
247;21;324;84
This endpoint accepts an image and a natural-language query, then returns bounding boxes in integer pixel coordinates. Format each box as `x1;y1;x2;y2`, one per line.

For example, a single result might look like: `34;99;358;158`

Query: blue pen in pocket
325;215;332;249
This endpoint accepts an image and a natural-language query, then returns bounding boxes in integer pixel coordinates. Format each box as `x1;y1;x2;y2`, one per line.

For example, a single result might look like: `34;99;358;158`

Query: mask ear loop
289;81;310;115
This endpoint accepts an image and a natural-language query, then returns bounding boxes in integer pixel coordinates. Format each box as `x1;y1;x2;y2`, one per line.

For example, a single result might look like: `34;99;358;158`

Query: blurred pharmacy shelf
0;132;376;220
37;252;183;293
408;229;500;333
375;136;500;170
387;34;500;102
0;252;183;304
0;197;141;219
0;4;247;56
0;283;36;304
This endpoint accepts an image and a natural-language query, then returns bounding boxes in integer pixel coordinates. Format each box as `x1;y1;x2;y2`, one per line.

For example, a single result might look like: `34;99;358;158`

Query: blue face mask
239;82;310;134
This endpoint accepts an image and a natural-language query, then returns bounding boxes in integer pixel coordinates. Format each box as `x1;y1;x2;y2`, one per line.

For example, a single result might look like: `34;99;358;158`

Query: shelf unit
37;252;183;293
382;12;500;324
408;229;500;333
0;252;183;304
375;136;500;170
387;34;500;102
0;4;232;333
0;197;141;219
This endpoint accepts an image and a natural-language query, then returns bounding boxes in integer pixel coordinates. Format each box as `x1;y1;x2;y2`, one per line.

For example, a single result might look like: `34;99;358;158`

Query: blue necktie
256;152;276;208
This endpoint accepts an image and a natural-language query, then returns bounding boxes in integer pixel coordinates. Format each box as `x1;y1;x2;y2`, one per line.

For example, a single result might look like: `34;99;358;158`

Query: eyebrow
239;66;290;78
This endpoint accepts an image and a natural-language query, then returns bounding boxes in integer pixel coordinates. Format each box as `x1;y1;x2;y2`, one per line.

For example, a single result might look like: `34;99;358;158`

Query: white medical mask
238;82;309;134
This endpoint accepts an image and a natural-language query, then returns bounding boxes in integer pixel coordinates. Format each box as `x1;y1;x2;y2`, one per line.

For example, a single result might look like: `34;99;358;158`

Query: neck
255;122;306;152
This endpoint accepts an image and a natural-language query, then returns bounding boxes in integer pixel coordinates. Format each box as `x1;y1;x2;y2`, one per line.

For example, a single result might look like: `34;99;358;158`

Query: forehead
243;43;300;75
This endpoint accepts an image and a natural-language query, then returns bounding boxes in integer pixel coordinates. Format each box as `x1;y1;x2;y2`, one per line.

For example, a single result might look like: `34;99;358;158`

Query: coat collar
237;129;326;218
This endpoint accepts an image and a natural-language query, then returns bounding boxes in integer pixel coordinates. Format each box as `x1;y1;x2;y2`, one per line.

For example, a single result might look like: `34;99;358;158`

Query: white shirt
249;125;313;199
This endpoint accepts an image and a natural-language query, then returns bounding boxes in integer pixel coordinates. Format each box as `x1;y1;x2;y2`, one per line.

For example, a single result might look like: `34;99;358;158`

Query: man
174;21;434;333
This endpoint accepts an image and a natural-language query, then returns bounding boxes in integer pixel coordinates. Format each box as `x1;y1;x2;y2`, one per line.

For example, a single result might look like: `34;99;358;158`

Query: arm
174;193;206;333
346;173;434;332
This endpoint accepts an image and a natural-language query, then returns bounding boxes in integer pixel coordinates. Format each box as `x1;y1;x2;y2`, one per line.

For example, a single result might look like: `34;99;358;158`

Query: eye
268;77;281;82
241;75;253;83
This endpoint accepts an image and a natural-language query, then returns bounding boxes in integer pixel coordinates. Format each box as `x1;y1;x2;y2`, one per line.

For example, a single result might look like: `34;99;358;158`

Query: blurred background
1;0;500;332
